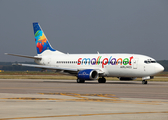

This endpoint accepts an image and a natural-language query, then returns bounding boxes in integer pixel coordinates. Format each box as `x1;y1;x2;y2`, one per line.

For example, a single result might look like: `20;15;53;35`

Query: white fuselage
35;53;164;78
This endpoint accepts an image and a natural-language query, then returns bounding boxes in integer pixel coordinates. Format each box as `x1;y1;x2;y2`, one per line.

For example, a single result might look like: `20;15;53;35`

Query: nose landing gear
142;76;153;84
142;80;147;84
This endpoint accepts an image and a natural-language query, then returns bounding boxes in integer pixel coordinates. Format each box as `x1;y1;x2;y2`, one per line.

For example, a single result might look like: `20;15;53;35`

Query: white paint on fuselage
35;53;164;78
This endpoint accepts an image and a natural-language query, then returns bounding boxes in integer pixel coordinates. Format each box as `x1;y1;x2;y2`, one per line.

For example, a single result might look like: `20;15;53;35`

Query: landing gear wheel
98;78;101;83
142;80;147;84
77;79;85;83
98;77;106;83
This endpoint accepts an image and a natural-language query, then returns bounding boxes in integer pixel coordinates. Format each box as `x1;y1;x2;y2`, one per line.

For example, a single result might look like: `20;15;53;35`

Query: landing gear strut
142;80;147;84
98;77;106;83
77;79;85;83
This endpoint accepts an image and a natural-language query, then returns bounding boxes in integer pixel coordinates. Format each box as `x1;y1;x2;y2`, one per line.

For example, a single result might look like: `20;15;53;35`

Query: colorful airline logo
35;30;56;54
78;56;133;68
33;23;56;54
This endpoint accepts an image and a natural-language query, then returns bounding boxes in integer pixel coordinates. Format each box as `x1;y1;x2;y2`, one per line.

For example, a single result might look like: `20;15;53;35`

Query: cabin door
133;58;138;69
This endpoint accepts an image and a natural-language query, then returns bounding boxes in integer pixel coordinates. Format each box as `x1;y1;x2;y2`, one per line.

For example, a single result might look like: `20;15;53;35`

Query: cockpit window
144;59;157;64
151;61;157;63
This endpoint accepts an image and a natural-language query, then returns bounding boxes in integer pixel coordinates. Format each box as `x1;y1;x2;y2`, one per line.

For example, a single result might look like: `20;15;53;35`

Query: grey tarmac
0;79;168;120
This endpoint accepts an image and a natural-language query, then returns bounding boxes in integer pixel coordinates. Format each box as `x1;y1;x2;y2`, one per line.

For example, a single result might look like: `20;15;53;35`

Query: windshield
144;59;157;64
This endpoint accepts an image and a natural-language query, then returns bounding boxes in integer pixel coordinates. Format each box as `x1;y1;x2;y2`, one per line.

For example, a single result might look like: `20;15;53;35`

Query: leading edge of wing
20;64;78;72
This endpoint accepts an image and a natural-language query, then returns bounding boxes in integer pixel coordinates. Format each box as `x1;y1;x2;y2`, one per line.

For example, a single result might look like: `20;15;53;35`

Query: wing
19;63;104;76
19;63;78;75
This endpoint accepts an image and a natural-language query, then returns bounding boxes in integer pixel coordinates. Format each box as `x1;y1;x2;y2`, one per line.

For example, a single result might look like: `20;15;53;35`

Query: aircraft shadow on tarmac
42;80;141;84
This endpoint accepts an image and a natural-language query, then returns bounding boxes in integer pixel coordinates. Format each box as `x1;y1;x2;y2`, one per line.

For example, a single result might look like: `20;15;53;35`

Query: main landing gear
77;79;85;83
98;77;106;83
142;80;147;84
76;77;106;83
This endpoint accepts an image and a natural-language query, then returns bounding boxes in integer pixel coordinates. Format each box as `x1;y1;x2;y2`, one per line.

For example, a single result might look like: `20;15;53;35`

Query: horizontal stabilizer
4;53;42;60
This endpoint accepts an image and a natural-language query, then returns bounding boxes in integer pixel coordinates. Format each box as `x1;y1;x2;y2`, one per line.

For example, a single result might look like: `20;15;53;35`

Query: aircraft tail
33;22;64;55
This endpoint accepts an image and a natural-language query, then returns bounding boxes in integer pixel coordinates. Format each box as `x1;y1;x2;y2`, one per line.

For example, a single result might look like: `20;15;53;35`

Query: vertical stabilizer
33;22;62;55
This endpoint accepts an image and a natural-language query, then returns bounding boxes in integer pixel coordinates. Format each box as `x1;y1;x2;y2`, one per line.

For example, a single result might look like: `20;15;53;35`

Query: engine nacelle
119;77;137;81
77;69;98;80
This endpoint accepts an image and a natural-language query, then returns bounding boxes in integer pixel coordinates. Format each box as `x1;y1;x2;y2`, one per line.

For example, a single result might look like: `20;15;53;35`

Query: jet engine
77;69;98;80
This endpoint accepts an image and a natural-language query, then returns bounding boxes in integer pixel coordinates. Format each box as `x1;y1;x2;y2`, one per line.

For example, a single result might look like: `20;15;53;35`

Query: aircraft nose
155;64;164;73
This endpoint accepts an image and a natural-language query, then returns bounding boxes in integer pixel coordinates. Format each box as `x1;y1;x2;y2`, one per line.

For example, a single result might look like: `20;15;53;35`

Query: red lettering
78;58;82;65
102;58;108;68
129;56;133;65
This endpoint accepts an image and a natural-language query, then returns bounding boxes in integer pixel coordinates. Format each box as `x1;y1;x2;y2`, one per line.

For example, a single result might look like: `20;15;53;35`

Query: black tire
98;78;102;83
142;80;147;84
102;77;106;83
77;79;85;83
98;78;106;83
81;80;85;83
77;79;80;83
145;81;147;84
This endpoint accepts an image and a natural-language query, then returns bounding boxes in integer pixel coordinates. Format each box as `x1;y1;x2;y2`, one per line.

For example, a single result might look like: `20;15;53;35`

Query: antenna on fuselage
97;51;99;54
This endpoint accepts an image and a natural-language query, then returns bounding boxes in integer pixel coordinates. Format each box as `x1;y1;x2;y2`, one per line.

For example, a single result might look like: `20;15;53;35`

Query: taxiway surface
0;79;168;120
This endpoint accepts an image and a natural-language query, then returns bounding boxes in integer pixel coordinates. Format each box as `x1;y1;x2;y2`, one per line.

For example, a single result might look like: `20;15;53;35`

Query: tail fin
33;22;57;54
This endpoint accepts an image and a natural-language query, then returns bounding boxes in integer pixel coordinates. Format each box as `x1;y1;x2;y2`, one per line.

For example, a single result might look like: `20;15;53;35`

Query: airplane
5;22;164;84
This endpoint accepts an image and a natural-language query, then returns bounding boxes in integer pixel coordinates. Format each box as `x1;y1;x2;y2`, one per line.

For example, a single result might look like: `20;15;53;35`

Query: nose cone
155;64;164;73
